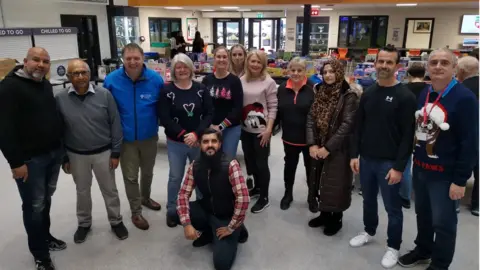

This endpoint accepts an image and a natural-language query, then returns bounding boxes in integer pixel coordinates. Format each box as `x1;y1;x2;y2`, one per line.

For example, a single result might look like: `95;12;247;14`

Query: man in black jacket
177;128;250;270
0;47;66;270
457;55;479;216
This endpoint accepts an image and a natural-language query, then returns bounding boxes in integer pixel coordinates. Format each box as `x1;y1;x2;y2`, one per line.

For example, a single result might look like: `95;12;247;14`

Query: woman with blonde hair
275;57;315;210
158;53;213;227
306;59;361;235
229;44;247;77
202;46;244;157
240;50;278;213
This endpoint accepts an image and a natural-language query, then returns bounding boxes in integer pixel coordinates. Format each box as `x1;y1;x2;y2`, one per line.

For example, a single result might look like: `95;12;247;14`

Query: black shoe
249;188;260;199
166;214;179;228
73;226;91;244
251;197;270;213
280;189;293;210
308;211;330;228
112;222;129;240
48;236;67;251
307;194;319;213
193;232;212;247
323;212;343;236
35;259;55;270
398;249;432;267
402;198;411;209
246;176;254;191
238;225;249;243
472;207;479;216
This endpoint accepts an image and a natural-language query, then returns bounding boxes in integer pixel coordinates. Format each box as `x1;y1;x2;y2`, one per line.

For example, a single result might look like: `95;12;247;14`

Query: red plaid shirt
177;159;250;230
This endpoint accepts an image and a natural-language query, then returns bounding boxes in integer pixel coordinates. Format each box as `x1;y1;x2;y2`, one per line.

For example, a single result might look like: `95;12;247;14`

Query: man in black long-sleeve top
0;48;66;270
348;46;417;269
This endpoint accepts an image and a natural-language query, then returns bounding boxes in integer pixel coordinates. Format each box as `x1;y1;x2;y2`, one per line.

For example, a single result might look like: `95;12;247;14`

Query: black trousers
241;130;270;198
283;142;310;189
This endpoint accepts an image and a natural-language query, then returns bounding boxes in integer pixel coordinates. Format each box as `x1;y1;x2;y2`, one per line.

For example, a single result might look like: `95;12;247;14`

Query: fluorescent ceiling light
396;3;417;6
238;9;251;11
201;9;215;11
321;8;333;10
220;6;239;9
164;6;183;9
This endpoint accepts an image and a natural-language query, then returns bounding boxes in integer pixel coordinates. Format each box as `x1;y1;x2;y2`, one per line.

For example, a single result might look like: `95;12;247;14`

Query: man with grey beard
0;47;66;270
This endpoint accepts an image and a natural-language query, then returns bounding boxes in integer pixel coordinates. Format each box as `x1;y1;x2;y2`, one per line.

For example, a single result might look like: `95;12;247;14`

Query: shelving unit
296;16;330;53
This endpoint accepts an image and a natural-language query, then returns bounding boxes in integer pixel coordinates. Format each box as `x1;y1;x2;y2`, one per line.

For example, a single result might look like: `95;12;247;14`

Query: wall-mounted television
460;15;480;34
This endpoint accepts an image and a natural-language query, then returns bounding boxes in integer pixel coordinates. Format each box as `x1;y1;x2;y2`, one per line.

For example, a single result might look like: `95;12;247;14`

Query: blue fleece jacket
103;66;164;142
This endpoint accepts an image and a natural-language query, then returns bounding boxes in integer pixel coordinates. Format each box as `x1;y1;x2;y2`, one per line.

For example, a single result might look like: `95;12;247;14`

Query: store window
113;16;140;57
149;18;181;45
337;16;389;48
213;18;243;49
296;16;330;53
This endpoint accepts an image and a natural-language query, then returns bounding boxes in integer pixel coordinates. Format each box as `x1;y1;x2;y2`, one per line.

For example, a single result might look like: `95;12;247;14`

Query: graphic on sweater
200;114;203;120
166;92;175;104
173;117;179;123
183;103;195;117
197;90;204;99
209;86;232;100
209;86;215;97
242;102;267;130
414;103;450;159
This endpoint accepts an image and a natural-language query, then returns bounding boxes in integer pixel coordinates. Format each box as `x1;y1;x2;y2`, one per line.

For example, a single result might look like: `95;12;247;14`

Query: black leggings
283;142;310;189
241;130;270;198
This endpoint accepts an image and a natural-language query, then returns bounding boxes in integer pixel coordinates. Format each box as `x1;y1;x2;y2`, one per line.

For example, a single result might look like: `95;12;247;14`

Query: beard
199;148;222;170
377;69;393;79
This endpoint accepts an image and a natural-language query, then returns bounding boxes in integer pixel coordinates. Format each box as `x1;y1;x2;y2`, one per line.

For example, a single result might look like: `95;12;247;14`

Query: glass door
248;18;281;51
148;18;182;44
213;18;243;49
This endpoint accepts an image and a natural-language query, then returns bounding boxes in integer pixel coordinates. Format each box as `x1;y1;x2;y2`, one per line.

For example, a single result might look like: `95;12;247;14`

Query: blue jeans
221;125;241;158
15;148;62;260
412;168;457;270
166;140;200;217
189;201;240;270
400;156;413;201
360;157;403;250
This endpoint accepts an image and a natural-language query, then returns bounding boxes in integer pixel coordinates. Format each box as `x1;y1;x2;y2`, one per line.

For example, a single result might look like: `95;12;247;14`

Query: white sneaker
349;232;373;247
381;247;399;269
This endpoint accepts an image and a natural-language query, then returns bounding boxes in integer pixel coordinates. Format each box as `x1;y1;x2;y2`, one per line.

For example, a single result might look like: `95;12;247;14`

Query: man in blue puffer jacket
104;43;164;231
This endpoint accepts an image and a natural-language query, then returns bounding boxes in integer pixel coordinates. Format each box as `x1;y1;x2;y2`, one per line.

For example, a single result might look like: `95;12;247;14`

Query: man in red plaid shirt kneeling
177;128;250;270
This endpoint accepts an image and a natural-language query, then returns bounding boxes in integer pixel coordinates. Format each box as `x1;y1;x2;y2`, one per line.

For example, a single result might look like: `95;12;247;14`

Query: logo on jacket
242;102;267;130
414;103;450;159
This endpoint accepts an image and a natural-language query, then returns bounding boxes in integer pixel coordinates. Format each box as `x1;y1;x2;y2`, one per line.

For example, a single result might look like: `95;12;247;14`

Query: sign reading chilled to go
311;9;319;16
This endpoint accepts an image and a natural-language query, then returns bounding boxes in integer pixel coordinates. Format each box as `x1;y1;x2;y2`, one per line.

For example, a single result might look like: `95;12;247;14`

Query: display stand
31;27;79;85
0;28;33;62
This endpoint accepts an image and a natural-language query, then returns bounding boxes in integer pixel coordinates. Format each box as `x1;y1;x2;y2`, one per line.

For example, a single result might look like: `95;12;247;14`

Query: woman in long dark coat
306;59;362;236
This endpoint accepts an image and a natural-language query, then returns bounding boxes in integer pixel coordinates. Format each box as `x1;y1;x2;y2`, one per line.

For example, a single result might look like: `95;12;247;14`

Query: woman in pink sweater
240;50;278;214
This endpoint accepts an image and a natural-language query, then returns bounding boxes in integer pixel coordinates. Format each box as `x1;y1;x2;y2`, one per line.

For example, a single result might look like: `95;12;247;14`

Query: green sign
257;12;264;18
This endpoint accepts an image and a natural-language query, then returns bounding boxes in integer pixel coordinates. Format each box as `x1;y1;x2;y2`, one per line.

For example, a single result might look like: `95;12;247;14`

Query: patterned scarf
309;59;345;145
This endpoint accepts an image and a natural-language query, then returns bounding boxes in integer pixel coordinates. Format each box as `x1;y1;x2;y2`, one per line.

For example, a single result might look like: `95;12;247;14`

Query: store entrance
248;18;281;51
60;14;101;77
213;18;243;49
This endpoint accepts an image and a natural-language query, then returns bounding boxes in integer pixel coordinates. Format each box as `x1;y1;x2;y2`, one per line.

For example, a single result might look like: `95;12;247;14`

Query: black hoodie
0;66;63;169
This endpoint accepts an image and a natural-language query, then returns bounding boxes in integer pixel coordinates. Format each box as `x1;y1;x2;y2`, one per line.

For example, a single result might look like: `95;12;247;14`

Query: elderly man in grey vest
55;59;128;244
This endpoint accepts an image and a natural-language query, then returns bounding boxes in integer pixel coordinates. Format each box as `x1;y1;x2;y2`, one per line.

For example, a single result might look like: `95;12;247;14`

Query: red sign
311;9;319;16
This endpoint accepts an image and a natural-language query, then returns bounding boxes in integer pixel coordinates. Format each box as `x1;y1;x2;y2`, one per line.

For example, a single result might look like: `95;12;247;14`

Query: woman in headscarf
306;59;362;236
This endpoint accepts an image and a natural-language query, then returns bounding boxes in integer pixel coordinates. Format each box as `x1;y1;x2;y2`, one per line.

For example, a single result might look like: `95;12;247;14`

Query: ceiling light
321;8;333;10
238;9;251;11
164;6;183;9
396;3;417;6
201;9;215;11
220;6;239;9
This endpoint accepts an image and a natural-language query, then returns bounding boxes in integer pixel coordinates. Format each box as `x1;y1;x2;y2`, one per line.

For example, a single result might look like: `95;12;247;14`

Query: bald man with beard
0;47;66;270
55;59;128;244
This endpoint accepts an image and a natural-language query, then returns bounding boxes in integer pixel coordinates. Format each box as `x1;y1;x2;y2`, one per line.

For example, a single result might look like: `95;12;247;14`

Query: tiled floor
0;129;477;270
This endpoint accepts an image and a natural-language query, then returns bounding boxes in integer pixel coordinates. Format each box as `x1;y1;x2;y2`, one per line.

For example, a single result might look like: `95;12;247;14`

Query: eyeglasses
69;71;90;77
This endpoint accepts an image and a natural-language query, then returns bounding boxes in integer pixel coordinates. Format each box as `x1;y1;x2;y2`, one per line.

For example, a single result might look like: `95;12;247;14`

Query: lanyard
423;79;457;124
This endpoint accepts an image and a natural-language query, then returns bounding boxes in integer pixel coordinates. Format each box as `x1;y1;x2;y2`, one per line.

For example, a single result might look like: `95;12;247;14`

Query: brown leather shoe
142;198;161;211
131;215;149;230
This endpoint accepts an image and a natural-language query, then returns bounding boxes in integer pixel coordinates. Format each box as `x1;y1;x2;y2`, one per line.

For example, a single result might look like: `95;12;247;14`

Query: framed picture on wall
413;20;432;33
186;18;198;41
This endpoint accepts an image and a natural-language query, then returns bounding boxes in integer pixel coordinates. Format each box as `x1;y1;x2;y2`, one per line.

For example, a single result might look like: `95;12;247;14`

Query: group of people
0;41;477;270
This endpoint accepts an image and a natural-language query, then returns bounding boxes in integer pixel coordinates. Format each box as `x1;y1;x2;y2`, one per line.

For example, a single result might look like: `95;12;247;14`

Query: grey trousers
68;150;122;228
120;135;158;216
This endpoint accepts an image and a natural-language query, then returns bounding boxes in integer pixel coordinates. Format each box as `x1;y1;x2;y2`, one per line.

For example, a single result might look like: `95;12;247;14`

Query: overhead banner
0;28;32;37
32;27;78;35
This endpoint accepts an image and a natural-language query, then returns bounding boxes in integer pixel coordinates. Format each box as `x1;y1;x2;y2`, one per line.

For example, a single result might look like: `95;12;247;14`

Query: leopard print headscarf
310;59;345;145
